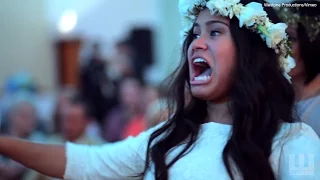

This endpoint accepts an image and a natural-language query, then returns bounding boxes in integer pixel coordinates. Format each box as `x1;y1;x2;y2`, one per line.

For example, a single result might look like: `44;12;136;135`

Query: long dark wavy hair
141;0;297;179
290;0;320;84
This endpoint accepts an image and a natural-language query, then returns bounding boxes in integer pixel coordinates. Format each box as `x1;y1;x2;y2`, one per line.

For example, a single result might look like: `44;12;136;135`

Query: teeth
193;58;207;64
195;76;211;81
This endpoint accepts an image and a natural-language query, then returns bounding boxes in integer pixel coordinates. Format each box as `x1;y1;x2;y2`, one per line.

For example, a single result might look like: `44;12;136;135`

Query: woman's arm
0;136;66;179
64;122;165;180
0;122;165;180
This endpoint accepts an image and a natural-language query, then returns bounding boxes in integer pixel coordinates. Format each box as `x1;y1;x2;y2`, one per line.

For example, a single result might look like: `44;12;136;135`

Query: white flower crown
178;0;296;82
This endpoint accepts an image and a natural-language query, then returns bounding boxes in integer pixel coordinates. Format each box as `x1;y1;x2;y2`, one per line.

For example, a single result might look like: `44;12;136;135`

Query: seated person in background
0;100;46;180
53;95;105;145
121;84;159;139
103;77;144;142
23;95;104;180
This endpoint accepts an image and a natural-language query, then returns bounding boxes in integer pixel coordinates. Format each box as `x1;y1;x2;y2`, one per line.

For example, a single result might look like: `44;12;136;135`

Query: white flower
230;4;243;18
206;0;222;15
246;2;265;12
284;55;296;72
264;19;273;28
283;73;292;83
265;23;287;48
206;0;233;16
206;0;240;17
260;33;266;41
197;0;207;6
179;0;206;16
227;0;241;3
237;2;267;27
179;0;205;32
279;42;287;53
281;55;296;83
221;0;242;19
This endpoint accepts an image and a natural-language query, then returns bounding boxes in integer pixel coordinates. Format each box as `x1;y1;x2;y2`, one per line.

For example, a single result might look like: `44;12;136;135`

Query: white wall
156;0;181;76
47;0;161;55
0;0;161;91
46;0;184;85
0;0;56;91
145;0;182;85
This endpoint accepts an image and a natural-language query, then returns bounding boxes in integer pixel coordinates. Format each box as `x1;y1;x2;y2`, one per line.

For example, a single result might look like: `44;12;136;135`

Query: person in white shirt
0;0;319;179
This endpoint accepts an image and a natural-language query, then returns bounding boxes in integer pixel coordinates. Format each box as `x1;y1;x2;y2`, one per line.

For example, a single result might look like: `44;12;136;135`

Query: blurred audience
0;72;38;127
103;77;144;142
0;100;46;180
23;95;104;180
6;101;45;140
59;95;104;144
51;94;104;144
51;87;77;134
107;39;135;81
0;27;173;179
80;42;117;126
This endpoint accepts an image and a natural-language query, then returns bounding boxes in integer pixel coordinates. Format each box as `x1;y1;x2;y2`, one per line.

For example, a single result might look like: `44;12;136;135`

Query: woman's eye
211;30;221;36
192;30;220;39
192;33;200;39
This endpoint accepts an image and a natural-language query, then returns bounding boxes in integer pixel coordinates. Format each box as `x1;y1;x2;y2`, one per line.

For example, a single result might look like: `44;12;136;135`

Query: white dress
64;122;320;180
297;95;320;137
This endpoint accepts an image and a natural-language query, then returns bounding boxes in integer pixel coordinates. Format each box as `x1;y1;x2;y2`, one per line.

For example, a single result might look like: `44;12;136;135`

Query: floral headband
275;6;320;42
178;0;296;82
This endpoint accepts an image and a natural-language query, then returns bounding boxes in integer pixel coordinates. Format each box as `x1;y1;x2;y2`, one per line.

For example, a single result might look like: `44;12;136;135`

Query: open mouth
191;58;212;84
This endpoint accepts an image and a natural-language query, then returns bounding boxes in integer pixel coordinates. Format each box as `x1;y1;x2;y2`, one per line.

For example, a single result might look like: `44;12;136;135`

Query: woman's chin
191;87;228;102
191;88;213;100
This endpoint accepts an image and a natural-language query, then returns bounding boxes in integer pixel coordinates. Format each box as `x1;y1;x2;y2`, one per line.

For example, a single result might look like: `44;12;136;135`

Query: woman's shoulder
297;94;320;113
272;122;320;178
277;122;319;140
273;122;320;154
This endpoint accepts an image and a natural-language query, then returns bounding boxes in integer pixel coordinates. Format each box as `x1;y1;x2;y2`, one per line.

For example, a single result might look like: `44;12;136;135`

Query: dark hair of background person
288;0;320;84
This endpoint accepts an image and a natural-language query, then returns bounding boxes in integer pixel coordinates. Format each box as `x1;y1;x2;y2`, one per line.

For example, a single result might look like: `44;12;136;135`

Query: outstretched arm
0;136;66;179
0;122;165;180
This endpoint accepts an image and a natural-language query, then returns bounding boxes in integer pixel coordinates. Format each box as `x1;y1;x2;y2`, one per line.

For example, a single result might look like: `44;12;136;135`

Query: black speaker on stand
128;28;154;83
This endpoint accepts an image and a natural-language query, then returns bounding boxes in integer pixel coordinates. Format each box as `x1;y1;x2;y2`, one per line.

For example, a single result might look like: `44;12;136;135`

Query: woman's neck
302;75;320;100
293;75;320;101
292;75;305;101
206;101;232;125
